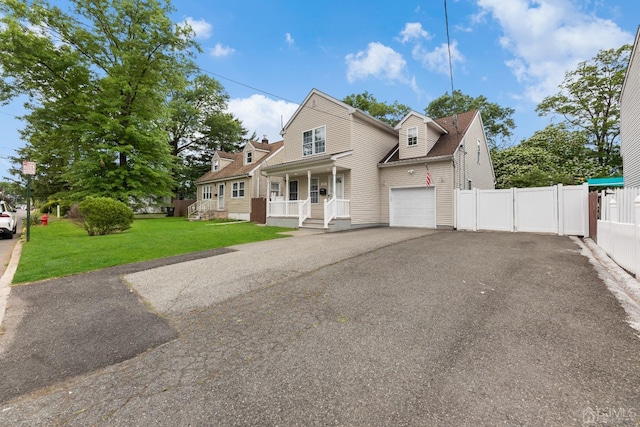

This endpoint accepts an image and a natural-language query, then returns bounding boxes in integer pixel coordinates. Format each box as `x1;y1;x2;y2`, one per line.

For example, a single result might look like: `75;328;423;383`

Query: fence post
633;196;640;280
558;183;564;236
473;188;478;232
610;199;618;222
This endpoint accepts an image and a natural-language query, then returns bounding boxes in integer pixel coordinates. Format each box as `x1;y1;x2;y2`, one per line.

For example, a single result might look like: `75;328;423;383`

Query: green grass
12;217;293;284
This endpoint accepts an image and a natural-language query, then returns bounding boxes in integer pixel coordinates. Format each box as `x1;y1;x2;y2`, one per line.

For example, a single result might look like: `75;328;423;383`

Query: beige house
621;26;640;188
191;139;284;220
264;89;495;230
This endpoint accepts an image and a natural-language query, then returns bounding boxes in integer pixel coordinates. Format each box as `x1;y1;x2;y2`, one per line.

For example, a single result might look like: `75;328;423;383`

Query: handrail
324;197;336;228
299;199;310;227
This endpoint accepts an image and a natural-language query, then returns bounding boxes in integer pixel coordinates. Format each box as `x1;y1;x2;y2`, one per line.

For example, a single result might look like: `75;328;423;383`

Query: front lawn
12;218;293;284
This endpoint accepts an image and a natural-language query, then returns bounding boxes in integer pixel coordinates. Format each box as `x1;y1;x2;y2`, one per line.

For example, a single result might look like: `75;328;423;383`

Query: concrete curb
573;236;640;335
0;238;22;329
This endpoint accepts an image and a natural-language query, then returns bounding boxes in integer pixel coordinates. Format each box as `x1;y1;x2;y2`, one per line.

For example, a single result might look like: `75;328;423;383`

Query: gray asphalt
1;229;639;426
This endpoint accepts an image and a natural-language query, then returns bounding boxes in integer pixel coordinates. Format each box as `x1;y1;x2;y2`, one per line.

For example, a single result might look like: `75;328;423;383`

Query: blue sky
0;0;638;181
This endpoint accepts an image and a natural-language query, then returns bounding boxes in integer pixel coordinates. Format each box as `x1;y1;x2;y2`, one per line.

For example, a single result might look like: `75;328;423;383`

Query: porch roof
263;151;352;176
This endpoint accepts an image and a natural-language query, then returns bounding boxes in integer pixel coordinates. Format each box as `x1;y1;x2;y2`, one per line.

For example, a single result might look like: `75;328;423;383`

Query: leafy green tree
493;123;600;188
167;74;247;199
343;91;412;127
0;0;198;205
425;90;516;150
536;45;632;175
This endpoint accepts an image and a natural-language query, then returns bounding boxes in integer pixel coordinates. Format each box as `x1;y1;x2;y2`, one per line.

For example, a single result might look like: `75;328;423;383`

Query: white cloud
227;95;299;142
182;17;213;39
285;33;294;46
412;41;464;75
345;42;418;92
210;43;235;57
476;0;633;102
398;23;431;43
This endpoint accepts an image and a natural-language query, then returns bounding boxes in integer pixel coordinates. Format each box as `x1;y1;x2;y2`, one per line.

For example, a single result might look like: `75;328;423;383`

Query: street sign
22;161;36;176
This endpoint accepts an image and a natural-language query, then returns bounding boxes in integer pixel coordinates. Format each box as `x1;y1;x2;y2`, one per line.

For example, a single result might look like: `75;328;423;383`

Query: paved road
1;230;639;426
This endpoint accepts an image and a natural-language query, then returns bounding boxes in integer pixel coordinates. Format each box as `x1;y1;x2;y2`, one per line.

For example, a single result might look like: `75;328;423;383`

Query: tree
536;44;632;175
0;0;199;206
425;90;516;150
492;123;599;188
343;91;411;127
167;74;247;199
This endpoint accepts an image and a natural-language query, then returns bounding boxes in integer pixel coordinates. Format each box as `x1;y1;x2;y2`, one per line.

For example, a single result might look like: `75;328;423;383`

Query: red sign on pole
22;161;36;175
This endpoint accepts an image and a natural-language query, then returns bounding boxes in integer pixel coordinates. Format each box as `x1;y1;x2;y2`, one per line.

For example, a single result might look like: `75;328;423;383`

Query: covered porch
264;155;351;230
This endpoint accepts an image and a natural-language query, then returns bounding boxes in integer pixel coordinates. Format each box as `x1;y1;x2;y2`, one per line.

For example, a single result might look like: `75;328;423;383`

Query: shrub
77;197;134;236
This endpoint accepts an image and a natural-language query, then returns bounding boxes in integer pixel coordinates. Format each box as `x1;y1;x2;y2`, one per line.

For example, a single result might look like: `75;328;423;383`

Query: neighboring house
621;25;640;188
191;139;284;220
263;89;494;230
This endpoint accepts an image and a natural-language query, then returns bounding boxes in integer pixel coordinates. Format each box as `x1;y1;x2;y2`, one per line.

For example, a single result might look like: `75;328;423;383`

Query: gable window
477;139;481;164
303;126;326;156
232;181;245;198
202;185;212;200
289;181;299;201
310;178;319;203
246;151;253;164
407;127;418;146
213;159;219;171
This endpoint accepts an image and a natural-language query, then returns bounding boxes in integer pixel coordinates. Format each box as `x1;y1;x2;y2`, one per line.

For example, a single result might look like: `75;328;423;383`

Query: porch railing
299;199;311;227
268;200;301;217
324;198;350;228
188;200;214;217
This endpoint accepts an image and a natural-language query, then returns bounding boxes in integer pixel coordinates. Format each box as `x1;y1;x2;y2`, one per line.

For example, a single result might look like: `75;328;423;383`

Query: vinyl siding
226;179;251;214
379;161;455;227
459;113;495;190
339;116;398;225
621;30;640;187
398;115;429;159
282;93;351;163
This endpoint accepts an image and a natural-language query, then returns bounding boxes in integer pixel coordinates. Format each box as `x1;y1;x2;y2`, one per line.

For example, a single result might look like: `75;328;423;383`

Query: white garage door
390;187;435;228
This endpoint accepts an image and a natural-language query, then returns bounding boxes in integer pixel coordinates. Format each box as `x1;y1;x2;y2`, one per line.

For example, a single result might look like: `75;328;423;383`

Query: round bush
78;197;134;236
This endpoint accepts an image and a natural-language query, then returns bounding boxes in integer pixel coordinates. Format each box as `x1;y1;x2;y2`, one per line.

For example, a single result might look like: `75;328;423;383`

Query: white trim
231;181;245;199
302;125;326;157
407;126;418;146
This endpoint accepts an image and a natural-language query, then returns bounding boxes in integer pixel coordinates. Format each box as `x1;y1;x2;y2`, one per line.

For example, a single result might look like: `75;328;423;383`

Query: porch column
307;170;311;201
285;174;290;201
332;166;336;199
266;175;271;217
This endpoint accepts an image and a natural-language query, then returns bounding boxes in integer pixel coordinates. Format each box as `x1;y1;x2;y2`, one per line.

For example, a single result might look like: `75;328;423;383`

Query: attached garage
389;187;436;228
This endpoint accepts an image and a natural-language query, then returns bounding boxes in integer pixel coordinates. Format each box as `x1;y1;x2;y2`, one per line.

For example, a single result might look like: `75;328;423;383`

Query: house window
232;181;245;198
246;151;252;164
407;127;418;146
289;181;299;201
310;178;319;203
270;181;281;197
202;185;212;200
303;126;326;156
213;160;219;171
477;139;481;164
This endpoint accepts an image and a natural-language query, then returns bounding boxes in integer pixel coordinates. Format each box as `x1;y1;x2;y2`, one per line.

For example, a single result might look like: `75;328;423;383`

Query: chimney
262;134;268;144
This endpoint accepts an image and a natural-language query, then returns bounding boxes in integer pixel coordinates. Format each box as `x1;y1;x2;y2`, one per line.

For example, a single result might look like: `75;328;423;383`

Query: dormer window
213;159;219;171
407;127;418;146
246;151;252;164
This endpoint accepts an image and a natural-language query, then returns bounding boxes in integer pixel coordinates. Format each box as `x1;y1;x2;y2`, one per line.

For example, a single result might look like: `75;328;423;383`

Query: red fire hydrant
41;214;48;226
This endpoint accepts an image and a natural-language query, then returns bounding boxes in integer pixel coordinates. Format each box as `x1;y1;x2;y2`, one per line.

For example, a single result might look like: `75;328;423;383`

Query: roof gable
196;141;284;183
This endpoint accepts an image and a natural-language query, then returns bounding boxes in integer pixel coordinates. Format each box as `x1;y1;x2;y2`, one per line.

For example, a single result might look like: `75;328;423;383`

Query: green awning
587;177;624;187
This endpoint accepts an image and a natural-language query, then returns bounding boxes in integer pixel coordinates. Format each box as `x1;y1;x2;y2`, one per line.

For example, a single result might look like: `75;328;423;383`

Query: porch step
300;218;332;230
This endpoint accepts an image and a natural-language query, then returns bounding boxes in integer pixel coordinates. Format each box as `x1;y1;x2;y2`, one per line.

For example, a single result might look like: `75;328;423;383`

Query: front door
218;183;225;210
329;175;345;199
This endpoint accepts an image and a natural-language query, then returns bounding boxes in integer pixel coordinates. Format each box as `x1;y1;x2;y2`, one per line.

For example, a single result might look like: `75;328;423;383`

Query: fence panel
456;189;476;230
250;198;266;224
477;189;513;231
561;185;589;236
515;187;557;233
597;220;638;275
601;187;640;223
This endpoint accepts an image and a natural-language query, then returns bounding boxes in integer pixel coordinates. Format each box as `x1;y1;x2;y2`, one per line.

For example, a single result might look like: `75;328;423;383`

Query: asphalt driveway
1;229;639;426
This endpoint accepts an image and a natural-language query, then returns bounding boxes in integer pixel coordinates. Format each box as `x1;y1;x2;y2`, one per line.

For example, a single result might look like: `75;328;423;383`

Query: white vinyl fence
600;187;640;223
455;183;589;236
596;193;640;278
